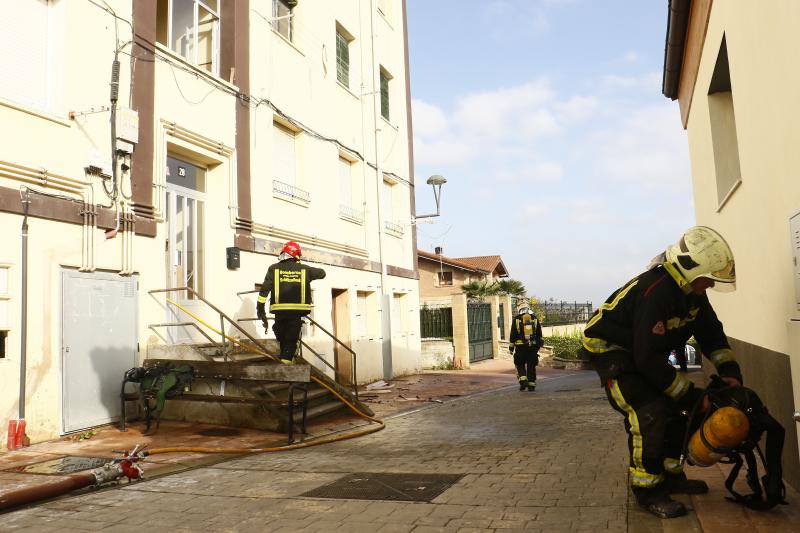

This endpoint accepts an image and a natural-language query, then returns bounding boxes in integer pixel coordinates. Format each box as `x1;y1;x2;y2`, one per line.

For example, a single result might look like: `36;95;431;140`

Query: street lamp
415;175;447;220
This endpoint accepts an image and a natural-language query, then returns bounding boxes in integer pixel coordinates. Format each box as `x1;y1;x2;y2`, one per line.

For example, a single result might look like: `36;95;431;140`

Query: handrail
304;315;358;401
151;287;359;399
149;322;220;348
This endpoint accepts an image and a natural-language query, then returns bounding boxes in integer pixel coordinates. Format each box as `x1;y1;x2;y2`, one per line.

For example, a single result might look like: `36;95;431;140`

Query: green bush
543;328;587;360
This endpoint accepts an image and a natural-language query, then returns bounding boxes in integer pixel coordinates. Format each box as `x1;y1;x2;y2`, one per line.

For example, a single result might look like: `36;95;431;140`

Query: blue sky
407;0;694;307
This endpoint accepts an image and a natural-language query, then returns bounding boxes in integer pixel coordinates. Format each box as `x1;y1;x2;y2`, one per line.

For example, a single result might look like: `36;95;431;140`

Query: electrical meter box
116;107;139;144
791;211;800;309
226;247;240;270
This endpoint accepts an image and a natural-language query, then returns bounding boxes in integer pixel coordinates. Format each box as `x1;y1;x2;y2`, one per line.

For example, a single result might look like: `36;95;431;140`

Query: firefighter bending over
256;241;326;363
509;304;543;391
581;226;742;519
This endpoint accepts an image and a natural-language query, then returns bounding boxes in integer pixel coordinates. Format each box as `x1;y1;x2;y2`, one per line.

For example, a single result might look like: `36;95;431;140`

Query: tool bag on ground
122;362;195;432
694;376;788;510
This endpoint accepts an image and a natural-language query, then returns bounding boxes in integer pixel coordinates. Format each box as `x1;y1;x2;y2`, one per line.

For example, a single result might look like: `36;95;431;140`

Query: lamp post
414;175;447;221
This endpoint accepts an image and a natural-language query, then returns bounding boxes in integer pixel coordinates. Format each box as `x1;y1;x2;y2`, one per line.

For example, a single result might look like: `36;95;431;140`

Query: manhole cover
197;427;241;437
9;456;109;475
301;473;464;502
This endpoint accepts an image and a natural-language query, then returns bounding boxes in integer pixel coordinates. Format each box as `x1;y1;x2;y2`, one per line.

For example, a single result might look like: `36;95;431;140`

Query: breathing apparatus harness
680;375;788;510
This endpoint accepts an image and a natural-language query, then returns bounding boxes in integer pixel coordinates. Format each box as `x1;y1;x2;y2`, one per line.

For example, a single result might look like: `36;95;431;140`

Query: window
437;271;453;287
272;0;295;42
336;25;352;88
273;122;297;186
0;0;64;113
392;293;405;334
355;291;371;338
708;35;741;209
380;67;392;121
0;266;10;359
157;0;220;74
339;157;353;208
382;178;395;222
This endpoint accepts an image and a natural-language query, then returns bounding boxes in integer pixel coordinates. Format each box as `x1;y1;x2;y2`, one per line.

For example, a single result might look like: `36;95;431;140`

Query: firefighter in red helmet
257;241;326;362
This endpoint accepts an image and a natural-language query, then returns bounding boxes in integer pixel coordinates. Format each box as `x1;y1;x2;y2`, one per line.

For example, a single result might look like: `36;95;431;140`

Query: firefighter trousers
272;312;306;360
513;346;539;384
604;372;687;488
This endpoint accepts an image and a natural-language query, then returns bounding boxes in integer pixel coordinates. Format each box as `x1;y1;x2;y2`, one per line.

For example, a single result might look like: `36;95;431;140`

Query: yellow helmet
665;226;735;288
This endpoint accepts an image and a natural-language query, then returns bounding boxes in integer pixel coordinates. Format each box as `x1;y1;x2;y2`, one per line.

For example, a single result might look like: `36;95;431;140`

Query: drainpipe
18;189;29;420
369;0;392;380
662;0;691;99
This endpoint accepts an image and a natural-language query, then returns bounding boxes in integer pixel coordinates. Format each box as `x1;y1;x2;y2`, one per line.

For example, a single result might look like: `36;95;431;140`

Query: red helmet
281;241;302;259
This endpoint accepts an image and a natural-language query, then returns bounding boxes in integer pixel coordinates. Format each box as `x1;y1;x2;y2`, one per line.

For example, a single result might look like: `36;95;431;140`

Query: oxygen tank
688;406;750;467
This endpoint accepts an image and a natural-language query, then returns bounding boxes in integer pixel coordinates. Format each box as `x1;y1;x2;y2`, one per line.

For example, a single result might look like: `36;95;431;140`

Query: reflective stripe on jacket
257;259;326;313
582;264;741;397
510;313;543;349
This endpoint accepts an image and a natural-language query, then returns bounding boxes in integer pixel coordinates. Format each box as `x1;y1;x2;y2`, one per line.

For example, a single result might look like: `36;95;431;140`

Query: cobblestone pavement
2;372;692;532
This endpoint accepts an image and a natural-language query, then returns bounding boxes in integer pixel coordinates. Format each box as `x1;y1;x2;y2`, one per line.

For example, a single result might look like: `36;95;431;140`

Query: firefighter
582;226;742;519
256;241;326;363
509;304;543;391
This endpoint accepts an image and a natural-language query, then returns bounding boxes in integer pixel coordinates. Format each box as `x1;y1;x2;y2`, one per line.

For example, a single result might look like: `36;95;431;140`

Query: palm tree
461;280;498;301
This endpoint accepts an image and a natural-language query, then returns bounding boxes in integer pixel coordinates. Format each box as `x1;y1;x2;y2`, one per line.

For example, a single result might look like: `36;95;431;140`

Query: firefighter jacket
582;263;742;402
257;259;326;313
510;312;543;350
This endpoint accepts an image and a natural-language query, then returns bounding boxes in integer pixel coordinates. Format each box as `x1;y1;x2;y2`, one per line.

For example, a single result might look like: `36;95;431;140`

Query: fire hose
0;301;385;512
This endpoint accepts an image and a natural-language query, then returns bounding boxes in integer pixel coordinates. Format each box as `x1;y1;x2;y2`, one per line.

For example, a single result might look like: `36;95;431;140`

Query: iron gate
467;302;493;363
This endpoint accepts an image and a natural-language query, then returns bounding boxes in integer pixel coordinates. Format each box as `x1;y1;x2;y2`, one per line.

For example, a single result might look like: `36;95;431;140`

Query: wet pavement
1;361;799;531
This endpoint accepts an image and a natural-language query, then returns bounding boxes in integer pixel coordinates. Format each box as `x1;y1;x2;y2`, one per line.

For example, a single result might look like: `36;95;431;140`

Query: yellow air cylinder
688;406;750;467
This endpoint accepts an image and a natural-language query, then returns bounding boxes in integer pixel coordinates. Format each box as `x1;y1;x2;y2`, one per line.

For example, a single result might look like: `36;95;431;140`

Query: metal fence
420;306;453;339
541;301;593;326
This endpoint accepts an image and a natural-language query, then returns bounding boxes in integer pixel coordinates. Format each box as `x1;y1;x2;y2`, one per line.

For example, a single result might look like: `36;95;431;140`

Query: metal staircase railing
236;289;359;400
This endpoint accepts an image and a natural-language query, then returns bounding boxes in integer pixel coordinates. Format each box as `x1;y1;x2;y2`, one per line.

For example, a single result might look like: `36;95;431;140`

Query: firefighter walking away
256;241;326;363
509;303;543;391
582;226;742;519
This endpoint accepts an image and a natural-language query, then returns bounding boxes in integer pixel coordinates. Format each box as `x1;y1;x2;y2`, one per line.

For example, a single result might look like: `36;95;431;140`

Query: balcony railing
339;204;365;224
384;220;404;235
273;179;310;205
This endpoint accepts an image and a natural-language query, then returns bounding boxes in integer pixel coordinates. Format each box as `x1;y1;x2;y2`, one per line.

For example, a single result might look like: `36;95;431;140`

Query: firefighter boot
632;485;687;519
528;382;536;391
518;377;527;391
664;472;708;494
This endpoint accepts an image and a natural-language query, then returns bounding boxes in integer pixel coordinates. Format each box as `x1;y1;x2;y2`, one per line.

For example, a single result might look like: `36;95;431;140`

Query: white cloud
622;50;640;63
413;79;596;169
602;72;662;91
591;104;690;189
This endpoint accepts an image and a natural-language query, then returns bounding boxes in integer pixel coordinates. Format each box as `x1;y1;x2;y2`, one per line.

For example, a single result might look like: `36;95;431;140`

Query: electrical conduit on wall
0;160;96;271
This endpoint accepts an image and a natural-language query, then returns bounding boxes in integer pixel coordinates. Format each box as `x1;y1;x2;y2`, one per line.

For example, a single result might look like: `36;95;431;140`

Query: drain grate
9;456;109;475
555;388;581;392
301;473;464;502
197;427;241;437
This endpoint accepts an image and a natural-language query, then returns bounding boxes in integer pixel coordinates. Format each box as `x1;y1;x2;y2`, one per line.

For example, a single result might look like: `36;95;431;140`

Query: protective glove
256;303;268;333
509;345;515;355
676;384;706;413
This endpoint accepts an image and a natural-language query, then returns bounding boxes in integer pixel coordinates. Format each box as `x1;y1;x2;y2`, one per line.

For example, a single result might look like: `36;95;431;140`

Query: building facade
418;250;512;368
0;0;420;446
663;0;800;489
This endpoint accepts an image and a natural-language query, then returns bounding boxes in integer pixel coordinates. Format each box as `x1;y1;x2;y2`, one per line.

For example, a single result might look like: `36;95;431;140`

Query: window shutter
0;0;51;110
273;124;297;185
339;157;352;207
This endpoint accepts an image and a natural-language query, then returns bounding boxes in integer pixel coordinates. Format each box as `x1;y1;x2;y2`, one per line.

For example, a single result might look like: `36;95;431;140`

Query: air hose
142;299;385;457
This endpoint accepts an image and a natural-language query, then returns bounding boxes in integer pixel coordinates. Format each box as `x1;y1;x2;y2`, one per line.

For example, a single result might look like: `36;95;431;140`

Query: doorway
165;155;206;341
331;289;352;384
61;270;138;433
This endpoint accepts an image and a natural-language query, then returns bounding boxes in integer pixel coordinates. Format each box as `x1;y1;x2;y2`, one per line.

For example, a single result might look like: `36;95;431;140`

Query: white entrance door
62;270;138;433
165;156;206;342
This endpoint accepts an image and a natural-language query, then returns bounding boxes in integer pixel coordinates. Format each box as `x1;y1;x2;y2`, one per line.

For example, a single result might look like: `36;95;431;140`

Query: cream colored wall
248;0;414;270
0;0;419;444
684;0;800;475
685;1;800;354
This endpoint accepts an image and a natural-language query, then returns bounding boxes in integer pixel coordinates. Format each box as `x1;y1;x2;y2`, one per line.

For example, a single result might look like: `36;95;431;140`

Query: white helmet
665;226;735;289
